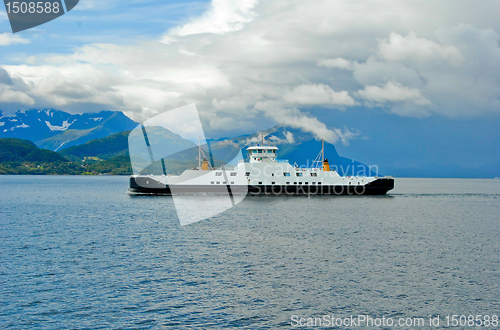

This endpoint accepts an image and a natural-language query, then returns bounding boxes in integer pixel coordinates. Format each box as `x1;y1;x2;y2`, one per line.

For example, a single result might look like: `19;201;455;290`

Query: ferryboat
129;139;394;195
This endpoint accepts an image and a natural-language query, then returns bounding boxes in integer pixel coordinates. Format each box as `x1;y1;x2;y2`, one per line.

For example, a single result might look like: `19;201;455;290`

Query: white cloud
284;131;294;144
0;88;35;105
267;131;295;144
377;31;462;63
254;105;356;145
168;0;258;36
0;33;30;46
351;25;500;117
318;58;354;70
352;56;423;87
246;131;295;145
357;81;430;106
283;84;356;106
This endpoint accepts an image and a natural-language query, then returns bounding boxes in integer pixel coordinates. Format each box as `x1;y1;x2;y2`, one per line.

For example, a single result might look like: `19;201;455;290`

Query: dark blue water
1;176;499;329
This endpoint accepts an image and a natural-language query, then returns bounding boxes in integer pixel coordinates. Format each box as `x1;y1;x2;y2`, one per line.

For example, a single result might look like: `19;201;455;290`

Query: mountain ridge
0;109;139;151
0;138;67;163
0;137;132;175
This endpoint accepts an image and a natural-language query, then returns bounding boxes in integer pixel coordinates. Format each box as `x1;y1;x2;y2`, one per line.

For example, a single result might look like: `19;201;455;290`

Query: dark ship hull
129;176;394;195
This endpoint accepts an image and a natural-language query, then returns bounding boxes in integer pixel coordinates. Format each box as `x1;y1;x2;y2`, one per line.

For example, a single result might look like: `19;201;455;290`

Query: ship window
258;181;262;184
273;150;276;153
305;182;308;184
245;172;250;176
318;182;321;184
299;182;302;185
284;172;290;176
230;172;237;176
286;182;290;184
231;181;234;184
272;182;275;184
253;150;258;153
271;173;274;176
294;182;297;184
296;173;303;177
268;150;272;153
310;173;317;177
258;150;262;153
215;172;222;176
223;181;226;184
216;181;220;184
211;181;214;184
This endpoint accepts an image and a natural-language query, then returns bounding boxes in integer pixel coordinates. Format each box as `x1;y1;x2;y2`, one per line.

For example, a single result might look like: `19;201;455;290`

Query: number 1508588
5;1;60;14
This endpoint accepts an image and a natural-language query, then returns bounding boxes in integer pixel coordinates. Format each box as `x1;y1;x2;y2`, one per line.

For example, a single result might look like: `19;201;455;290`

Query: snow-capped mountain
0;109;138;151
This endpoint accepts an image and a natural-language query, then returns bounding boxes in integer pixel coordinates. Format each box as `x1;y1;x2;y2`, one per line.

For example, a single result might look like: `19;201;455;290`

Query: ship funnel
323;158;330;171
201;158;209;170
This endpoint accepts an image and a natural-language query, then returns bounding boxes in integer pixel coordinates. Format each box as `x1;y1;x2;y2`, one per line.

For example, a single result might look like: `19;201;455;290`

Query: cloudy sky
1;0;500;151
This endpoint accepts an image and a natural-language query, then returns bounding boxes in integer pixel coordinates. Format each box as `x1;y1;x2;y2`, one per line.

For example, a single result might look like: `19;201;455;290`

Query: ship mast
311;138;326;170
198;136;201;170
321;138;324;163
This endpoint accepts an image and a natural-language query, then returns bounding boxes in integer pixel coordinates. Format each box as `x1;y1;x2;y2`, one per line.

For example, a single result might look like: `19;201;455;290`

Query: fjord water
1;176;499;329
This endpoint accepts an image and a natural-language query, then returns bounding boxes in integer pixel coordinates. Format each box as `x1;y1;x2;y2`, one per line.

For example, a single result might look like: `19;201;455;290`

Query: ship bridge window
253;150;258;153
296;173;303;177
310;173;317;177
215;172;222;176
258;150;262;153
267;150;273;153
